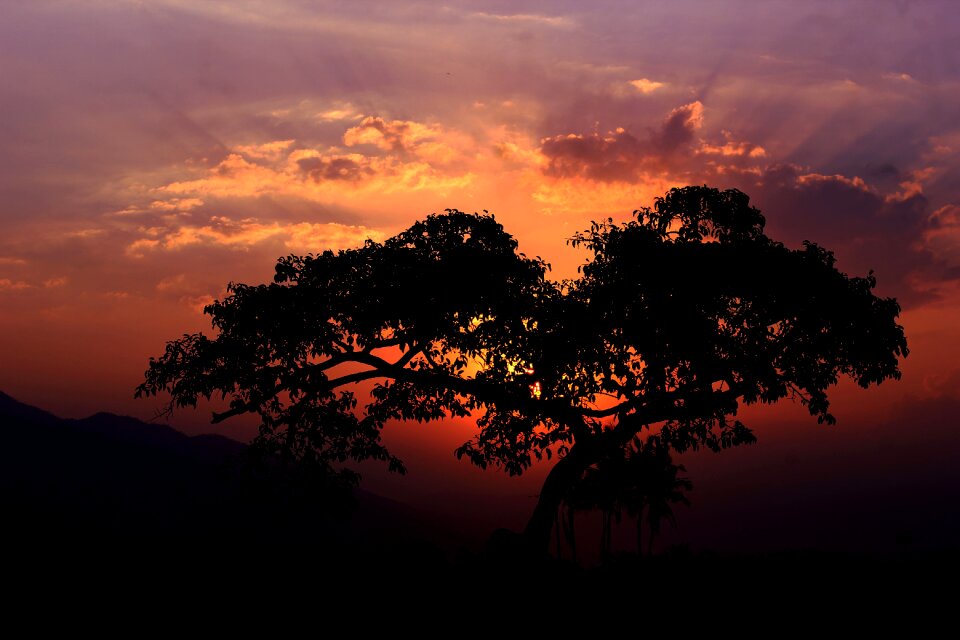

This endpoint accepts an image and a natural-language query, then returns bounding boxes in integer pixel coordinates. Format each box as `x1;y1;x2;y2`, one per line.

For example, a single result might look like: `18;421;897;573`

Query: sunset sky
2;1;959;548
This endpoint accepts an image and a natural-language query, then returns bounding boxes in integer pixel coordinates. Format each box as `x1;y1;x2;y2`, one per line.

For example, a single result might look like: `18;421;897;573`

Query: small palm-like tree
585;461;624;560
560;466;614;562
629;445;692;556
562;441;692;561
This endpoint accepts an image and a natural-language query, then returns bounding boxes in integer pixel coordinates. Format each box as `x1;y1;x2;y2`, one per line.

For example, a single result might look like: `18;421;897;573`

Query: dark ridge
0;391;451;572
0;389;61;426
2;391;958;596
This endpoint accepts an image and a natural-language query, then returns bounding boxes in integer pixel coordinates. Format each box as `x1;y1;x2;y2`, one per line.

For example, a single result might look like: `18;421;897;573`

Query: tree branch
209;346;425;424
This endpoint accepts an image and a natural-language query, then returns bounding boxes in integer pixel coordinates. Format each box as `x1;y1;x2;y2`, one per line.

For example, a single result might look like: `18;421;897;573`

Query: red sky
2;1;959;549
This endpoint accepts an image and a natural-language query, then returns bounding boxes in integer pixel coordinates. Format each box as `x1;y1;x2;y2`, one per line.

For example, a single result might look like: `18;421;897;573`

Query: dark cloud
540;129;644;182
743;164;953;305
651;101;703;153
537;104;956;306
532;88;959;306
757;165;890;241
296;155;375;182
540;101;704;181
862;162;906;194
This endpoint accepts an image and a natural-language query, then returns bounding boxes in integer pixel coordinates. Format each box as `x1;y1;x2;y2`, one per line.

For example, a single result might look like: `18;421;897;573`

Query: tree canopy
137;186;908;551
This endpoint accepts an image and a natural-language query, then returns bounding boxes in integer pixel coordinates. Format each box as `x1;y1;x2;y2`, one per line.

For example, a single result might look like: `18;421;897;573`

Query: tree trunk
600;510;608;561
636;508;644;557
522;444;593;553
555;506;563;560
566;507;577;563
602;510;613;562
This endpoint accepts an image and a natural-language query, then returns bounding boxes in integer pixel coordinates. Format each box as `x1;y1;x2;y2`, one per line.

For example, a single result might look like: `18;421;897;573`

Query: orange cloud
286;222;386;251
883;72;916;83
152;123;474;209
699;131;766;158
149;198;205;212
629;78;665;94
155;273;193;294
318;104;362;122
343;116;441;152
234;140;295;160
467;12;574;28
656;101;704;147
127;218;384;256
160;153;287;199
494;140;546;168
796;172;873;191
887;167;938;203
0;279;31;292
154;273;219;314
531;176;672;216
924;204;960;266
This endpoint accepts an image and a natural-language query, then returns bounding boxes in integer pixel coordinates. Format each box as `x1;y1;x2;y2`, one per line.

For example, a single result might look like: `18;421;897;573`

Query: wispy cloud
127;216;384;257
318;104;362;122
629;78;665;94
234;140;296;160
0;279;31;292
698;131;766;158
467;12;575;28
127;218;383;257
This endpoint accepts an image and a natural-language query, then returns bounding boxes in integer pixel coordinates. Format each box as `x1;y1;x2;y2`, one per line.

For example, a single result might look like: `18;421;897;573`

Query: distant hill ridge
0;389;244;460
0;390;447;564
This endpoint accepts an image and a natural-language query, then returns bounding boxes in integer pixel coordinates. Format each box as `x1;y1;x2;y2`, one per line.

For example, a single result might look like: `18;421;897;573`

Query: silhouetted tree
561;441;691;560
137;186;908;554
575;456;623;561
623;444;692;556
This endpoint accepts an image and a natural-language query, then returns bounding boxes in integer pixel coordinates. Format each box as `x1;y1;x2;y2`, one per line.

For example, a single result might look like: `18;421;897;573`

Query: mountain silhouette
3;391;958;600
0;391;451;576
0;390;243;460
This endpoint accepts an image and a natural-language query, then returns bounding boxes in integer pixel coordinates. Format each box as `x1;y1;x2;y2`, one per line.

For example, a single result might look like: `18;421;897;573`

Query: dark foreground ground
2;389;957;620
